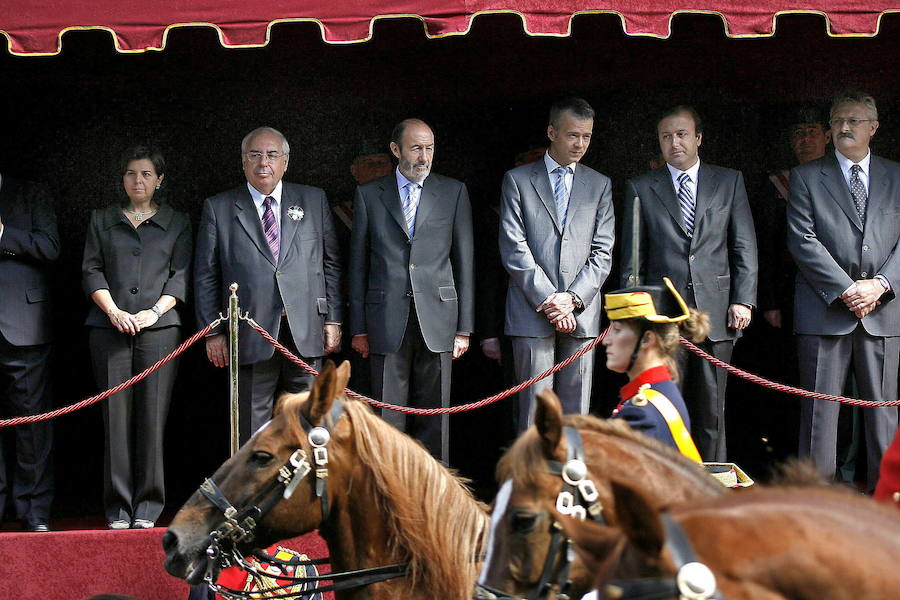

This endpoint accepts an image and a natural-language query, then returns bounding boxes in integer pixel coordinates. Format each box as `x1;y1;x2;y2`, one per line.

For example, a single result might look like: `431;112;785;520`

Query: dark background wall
1;12;898;520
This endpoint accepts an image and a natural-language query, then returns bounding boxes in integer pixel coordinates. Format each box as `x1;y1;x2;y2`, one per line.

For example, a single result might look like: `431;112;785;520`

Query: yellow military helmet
605;277;690;323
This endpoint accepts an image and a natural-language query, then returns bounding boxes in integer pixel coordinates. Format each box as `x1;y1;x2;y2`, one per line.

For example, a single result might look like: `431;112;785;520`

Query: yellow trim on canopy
2;9;897;57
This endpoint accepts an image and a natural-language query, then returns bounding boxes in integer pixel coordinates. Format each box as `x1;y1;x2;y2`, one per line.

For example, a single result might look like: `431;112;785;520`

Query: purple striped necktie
262;196;279;262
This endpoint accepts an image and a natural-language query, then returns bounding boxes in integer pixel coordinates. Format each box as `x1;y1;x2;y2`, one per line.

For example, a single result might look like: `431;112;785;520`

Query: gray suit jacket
0;177;60;346
620;163;758;342
194;182;342;364
348;172;474;354
787;153;900;336
499;161;615;338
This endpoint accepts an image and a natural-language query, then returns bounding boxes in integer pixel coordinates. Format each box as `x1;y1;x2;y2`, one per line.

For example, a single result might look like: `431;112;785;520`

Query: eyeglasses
245;151;288;162
829;118;873;128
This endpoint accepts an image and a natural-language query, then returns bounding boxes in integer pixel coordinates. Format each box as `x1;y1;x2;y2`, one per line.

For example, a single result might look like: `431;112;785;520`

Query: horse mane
497;413;723;496
337;399;489;599
768;458;833;487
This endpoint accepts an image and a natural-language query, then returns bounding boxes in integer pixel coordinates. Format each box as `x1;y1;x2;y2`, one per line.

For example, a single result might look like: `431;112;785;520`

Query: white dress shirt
835;148;871;196
666;157;701;197
247;180;283;230
544;152;576;196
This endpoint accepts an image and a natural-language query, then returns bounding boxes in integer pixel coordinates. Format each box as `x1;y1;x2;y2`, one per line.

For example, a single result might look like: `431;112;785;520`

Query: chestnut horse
563;478;900;600
476;390;725;600
163;361;489;600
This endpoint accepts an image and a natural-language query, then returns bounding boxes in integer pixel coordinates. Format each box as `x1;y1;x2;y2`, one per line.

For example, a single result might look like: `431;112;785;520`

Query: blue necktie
677;172;695;236
402;182;420;237
553;166;572;226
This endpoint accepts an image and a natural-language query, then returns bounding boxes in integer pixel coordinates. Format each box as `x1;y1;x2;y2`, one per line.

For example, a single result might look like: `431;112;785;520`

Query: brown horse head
163;360;352;584
164;360;488;600
562;477;900;600
476;389;722;600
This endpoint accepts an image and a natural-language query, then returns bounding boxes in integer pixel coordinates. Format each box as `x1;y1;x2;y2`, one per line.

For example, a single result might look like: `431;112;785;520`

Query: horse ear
535;389;564;461
303;360;342;425
610;480;665;557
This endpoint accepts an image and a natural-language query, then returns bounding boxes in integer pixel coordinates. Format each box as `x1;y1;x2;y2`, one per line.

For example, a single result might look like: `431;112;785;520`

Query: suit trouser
239;321;321;445
90;326;180;523
0;332;53;525
370;311;451;464
678;339;733;462
511;333;595;432
797;328;899;490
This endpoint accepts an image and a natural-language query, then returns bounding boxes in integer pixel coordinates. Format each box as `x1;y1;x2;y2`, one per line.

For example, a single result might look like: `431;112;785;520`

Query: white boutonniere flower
287;206;304;221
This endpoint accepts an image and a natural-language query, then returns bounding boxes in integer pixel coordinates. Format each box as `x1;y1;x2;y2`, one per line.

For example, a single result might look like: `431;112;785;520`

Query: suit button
410;263;416;270
130;287;139;294
406;239;413;245
863;245;870;251
405;291;413;298
861;271;868;278
689;255;695;262
132;248;141;256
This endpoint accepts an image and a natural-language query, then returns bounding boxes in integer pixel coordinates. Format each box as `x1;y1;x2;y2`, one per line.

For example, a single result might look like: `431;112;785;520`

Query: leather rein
193;400;409;599
474;426;605;600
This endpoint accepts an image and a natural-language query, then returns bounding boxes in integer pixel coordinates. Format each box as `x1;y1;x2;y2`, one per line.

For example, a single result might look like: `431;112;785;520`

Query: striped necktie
403;182;420;237
677;172;695;236
553;166;572;226
262;196;280;262
849;164;867;224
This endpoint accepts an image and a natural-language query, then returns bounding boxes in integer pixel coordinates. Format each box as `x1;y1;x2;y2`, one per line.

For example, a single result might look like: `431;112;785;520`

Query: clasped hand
536;292;576;333
108;308;158;335
841;279;886;319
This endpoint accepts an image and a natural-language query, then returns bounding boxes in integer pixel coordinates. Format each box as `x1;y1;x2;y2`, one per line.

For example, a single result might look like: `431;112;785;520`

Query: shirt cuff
325;321;342;326
875;275;891;291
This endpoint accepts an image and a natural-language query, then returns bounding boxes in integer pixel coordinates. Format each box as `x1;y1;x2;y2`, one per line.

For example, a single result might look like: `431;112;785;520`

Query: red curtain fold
0;1;896;55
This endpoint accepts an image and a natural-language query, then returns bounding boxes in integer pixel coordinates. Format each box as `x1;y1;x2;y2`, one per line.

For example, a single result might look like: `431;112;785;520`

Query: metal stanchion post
228;283;241;456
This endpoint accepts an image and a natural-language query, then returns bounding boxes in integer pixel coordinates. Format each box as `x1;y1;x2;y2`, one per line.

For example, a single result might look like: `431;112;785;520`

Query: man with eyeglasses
788;91;900;490
195;126;342;444
620;105;758;462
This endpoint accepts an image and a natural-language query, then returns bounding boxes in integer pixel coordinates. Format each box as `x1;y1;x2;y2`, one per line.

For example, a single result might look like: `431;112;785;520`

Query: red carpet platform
0;527;330;599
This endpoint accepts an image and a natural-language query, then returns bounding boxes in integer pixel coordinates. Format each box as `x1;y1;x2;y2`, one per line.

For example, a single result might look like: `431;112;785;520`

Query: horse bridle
603;512;724;600
193;400;409;599
475;426;605;600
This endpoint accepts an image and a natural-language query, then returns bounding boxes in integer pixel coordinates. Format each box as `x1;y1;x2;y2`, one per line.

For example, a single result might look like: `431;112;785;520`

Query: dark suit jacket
787;152;900;336
620;163;758;342
0;177;60;346
194;182;342;363
82;204;192;329
499;160;615;338
348;172;474;354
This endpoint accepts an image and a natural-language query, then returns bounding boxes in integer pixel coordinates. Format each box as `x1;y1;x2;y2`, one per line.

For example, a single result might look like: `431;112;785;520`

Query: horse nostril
162;530;178;552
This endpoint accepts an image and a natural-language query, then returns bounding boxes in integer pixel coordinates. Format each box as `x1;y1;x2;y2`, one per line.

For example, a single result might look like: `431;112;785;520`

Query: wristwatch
150;305;163;318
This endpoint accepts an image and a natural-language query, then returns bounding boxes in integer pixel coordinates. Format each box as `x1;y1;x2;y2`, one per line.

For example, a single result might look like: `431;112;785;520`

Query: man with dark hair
349;118;474;463
788;91;900;490
0;174;59;532
195;126;342;444
500;97;615;431
621;105;758;462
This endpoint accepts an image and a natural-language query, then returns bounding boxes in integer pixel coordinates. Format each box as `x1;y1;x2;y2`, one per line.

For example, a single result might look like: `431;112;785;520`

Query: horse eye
510;510;539;534
250;451;274;465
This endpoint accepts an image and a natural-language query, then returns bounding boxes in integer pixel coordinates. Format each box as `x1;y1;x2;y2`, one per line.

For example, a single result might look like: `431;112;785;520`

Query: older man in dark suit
349;118;474;463
195;127;342;444
788;91;900;490
0;175;59;532
620;106;758;462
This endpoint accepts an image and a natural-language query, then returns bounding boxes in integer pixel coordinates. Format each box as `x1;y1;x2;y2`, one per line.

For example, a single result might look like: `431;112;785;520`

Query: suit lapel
235;190;277;268
821;154;863;232
415;175;439;236
649;166;688;236
563;167;590;234
692;163;720;240
867;155;889;218
530;162;563;234
379;178;409;237
278;186;301;265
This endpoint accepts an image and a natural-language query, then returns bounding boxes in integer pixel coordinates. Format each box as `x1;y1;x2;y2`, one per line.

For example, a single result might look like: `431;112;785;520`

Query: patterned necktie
677;172;696;236
553;166;572;226
402;182;420;237
262;196;280;262
849;164;868;224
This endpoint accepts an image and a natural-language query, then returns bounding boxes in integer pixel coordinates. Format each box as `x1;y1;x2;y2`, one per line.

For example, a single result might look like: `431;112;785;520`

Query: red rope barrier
246;318;609;415
0;322;217;428
679;337;900;407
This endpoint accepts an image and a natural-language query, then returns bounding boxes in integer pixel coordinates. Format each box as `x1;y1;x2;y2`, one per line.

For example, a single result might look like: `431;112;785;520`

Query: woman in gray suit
82;145;192;529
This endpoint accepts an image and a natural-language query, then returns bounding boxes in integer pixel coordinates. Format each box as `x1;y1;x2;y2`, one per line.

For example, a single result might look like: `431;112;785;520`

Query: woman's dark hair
119;144;166;204
622;308;710;382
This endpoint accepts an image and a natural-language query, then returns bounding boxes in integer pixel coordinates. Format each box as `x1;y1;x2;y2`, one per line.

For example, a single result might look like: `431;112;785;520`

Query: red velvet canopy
0;1;897;56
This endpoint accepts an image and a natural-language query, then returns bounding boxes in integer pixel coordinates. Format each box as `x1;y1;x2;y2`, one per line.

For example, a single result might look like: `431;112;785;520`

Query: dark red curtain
0;0;896;55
